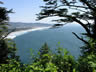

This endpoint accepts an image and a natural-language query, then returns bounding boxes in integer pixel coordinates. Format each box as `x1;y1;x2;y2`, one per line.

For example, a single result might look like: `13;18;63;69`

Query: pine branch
72;32;89;44
72;17;92;37
80;0;95;11
55;5;88;9
1;28;16;40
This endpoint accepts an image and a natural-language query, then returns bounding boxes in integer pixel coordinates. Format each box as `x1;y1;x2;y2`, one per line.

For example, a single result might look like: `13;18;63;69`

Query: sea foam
6;27;50;39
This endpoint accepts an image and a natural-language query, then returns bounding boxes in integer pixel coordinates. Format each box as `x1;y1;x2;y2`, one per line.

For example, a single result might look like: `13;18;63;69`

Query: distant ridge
8;22;52;29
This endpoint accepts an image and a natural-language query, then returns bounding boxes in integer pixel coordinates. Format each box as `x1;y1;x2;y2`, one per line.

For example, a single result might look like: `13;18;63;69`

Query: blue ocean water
14;25;85;63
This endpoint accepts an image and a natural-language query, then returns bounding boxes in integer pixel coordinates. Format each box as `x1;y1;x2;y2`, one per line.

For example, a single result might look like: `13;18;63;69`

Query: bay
14;25;85;63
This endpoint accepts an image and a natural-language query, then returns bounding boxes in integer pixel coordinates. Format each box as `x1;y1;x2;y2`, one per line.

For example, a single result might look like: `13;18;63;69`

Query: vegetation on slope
0;0;96;72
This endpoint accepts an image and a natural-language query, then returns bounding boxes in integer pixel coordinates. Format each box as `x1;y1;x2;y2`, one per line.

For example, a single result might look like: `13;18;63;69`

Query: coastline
6;26;51;39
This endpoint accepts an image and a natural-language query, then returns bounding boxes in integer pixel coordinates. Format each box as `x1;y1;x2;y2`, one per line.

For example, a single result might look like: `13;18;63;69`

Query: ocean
13;24;85;63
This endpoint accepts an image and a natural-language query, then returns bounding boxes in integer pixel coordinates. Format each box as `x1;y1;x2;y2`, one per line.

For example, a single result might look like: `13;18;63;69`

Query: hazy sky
1;0;53;23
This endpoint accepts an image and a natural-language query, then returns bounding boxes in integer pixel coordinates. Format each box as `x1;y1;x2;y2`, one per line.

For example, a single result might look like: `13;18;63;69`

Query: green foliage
78;38;96;72
52;47;76;72
78;54;96;72
81;38;96;55
39;43;50;59
0;2;17;64
0;42;96;72
26;62;57;72
37;1;96;71
0;43;57;72
0;59;25;72
0;39;18;64
1;0;96;72
31;43;76;72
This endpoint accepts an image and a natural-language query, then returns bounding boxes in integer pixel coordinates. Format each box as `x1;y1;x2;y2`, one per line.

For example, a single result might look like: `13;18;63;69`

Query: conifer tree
0;1;17;64
37;0;96;71
39;43;50;68
37;0;96;55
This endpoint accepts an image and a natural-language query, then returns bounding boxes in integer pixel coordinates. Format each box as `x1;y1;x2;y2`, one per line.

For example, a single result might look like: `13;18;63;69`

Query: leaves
43;0;49;2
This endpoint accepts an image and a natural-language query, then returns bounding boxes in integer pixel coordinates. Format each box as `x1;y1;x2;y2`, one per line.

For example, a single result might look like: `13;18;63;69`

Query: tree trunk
92;16;96;39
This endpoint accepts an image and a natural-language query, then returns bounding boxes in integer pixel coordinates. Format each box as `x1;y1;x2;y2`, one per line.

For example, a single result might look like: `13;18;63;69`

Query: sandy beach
6;27;51;39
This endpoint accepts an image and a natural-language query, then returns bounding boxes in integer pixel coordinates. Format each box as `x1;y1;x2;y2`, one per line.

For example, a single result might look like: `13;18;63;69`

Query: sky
1;0;54;23
0;0;87;25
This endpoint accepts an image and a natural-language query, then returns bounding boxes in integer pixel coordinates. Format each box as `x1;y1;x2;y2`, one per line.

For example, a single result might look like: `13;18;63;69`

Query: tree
0;1;17;64
37;0;96;71
38;43;51;68
52;47;76;72
32;43;76;72
39;43;50;58
37;0;96;54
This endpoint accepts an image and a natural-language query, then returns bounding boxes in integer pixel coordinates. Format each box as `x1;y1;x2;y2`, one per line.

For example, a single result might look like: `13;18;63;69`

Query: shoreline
6;26;51;39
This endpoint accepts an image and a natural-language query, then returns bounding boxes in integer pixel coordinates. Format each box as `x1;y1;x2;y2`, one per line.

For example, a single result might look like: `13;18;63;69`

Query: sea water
14;25;85;63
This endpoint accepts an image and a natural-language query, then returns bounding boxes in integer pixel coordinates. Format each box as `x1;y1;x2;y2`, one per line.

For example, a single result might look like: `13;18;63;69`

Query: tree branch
72;32;89;44
72;17;92;37
55;4;88;9
80;0;95;11
1;28;16;40
70;8;87;13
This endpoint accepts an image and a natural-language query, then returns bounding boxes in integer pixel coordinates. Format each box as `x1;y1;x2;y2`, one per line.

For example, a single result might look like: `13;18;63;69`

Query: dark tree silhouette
37;0;96;41
37;0;96;54
0;1;17;64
